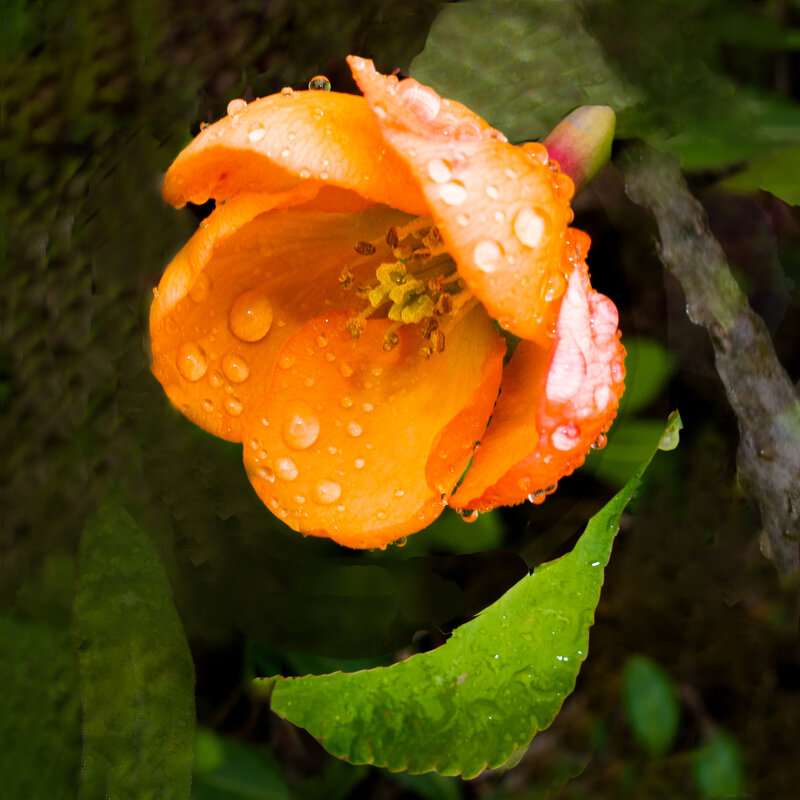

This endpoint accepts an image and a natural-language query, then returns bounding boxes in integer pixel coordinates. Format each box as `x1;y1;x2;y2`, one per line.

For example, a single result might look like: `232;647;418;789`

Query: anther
339;267;355;289
385;226;400;248
421;317;438;338
392;244;414;260
383;325;400;351
422;227;442;249
355;241;377;255
413;248;432;263
431;330;446;353
436;293;454;315
347;318;366;338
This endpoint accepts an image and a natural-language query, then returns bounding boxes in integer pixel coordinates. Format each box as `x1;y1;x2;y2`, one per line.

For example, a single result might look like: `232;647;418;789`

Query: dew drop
275;457;298;481
346;422;362;437
454;120;482;141
362;402;374;412
459;509;479;523
514;208;546;248
314;479;341;505
485;185;500;200
188;273;212;302
299;168;311;179
280;147;291;158
494;210;506;223
456;213;470;227
551;423;580;451
611;359;625;383
208;370;223;389
354;458;365;469
225;397;243;417
202;398;214;412
316;334;328;348
248;124;266;143
222;352;249;383
281;86;294;97
473;239;504;273
399;82;441;122
258;467;275;482
340;395;354;409
427;158;452;184
227;98;247;117
229;288;273;342
278;353;296;370
439;180;467;206
325;352;336;362
308;74;332;91
282;403;320;450
177;343;208;381
543;273;566;302
591;433;607;450
339;362;354;378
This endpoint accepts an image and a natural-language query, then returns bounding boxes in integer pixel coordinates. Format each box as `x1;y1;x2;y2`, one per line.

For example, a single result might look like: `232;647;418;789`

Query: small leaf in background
692;729;746;798
622;655;681;757
192;728;290;800
617;338;674;416
720;143;800;207
73;504;195;799
258;413;682;777
584;420;672;487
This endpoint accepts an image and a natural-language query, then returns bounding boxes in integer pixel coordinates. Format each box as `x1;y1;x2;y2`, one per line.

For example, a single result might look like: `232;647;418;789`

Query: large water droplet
473;239;504;273
188;273;212;303
314;479;341;505
177;343;208;381
308;75;332;91
427;158;452;184
222;352;249;383
227;98;247;117
229;288;273;342
399;83;441;122
551;423;580;451
275;457;298;481
282;403;320;450
439;180;467;206
514;208;546;248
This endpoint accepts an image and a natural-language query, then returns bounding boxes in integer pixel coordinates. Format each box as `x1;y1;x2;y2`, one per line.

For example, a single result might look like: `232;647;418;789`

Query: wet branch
623;147;800;576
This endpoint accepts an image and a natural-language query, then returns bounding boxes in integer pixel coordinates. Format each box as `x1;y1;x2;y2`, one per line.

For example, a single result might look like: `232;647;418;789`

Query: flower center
341;218;476;356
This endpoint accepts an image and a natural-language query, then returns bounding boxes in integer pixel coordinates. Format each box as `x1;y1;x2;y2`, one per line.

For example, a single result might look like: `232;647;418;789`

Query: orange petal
348;56;574;344
451;243;626;511
150;197;411;441
163;90;428;216
242;308;503;549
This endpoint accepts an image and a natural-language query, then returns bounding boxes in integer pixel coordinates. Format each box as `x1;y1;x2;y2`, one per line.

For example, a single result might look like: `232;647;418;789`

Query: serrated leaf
257;413;682;778
410;0;638;143
73;504;195;800
720;143;800;206
622;655;681;756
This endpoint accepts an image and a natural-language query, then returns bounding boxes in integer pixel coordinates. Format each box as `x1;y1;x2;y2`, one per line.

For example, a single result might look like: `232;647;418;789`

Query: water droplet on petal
427;158;452;184
314;479;341;504
308;74;332;91
339;362;354;378
279;354;296;369
275;457;298;481
456;213;470;226
346;422;362;437
229;288;273;342
485;185;500;200
188;273;212;302
299;168;311;179
354;458;365;469
543;273;566;302
280;147;291;158
225;397;243;417
222;352;249;383
399;82;441;122
248;124;266;142
258;467;275;482
202;399;214;412
551;423;580;451
281;86;294;97
208;370;223;388
459;509;479;523
340;395;354;409
440;180;467;206
514;208;546;248
282;403;320;450
227;98;247;117
454;120;481;141
473;239;504;273
177;343;208;381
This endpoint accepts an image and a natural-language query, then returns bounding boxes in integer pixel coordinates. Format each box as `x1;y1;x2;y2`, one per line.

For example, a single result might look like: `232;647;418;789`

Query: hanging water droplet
514;207;546;248
225;397;243;417
459;509;479;523
222;352;249;383
473;239;504;273
177;343;208;382
281;403;320;450
427;158;452;184
188;273;212;302
229;288;273;342
439;180;467;206
591;433;607;450
227;98;247;117
308;75;332;91
314;479;341;505
275;457;298;481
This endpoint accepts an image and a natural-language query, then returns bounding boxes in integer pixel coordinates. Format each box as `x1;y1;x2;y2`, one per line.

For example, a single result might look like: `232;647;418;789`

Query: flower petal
150;197;411;442
348;56;574;345
163;90;428;215
451;242;626;511
243;308;503;549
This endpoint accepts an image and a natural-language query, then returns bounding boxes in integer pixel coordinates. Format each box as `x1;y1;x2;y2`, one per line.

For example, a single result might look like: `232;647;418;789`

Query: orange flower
150;57;625;549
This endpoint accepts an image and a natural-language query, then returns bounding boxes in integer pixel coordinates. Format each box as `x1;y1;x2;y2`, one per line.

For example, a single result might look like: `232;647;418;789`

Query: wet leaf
73;504;195;799
257;413;682;777
622;655;681;756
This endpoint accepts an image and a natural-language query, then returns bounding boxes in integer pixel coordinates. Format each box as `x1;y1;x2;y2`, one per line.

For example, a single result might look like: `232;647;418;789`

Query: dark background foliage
2;0;799;797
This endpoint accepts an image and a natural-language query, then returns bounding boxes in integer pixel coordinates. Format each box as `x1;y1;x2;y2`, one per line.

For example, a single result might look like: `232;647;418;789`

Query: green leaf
720;143;800;206
692;729;746;798
73;504;196;800
621;655;681;756
257;413;682;778
410;0;638;144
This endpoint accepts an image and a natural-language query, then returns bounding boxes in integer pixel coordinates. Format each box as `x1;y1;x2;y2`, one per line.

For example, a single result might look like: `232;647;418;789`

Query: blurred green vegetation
2;0;799;798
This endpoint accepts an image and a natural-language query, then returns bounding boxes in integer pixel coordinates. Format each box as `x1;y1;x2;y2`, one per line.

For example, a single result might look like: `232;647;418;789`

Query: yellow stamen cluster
342;219;474;355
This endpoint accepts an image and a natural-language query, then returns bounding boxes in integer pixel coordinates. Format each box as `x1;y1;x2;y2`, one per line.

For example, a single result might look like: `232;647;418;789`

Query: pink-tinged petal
163;90;428;215
451;241;626;511
348;56;574;345
243;308;503;549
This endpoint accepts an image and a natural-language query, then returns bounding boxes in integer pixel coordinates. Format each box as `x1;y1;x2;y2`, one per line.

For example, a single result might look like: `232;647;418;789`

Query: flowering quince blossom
150;57;626;549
